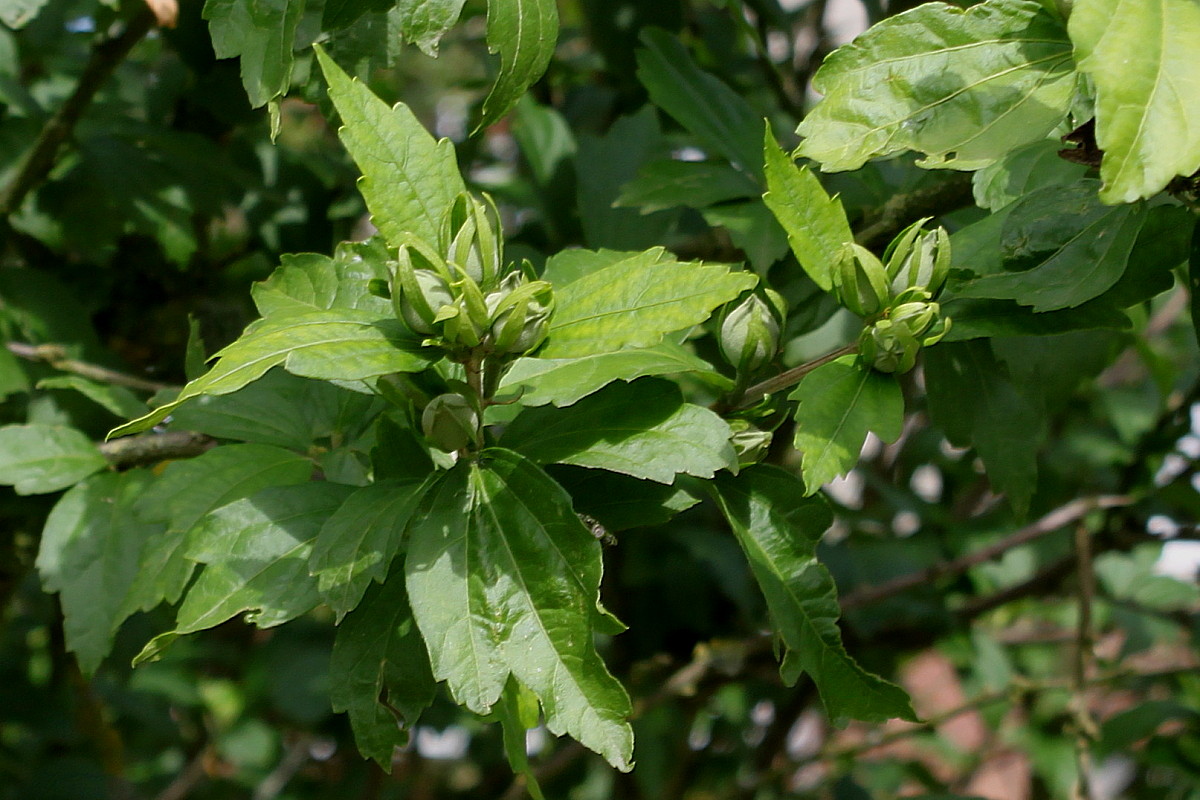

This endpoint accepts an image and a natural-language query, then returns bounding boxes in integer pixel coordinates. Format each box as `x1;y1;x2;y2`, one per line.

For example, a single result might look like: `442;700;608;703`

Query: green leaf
796;0;1075;171
322;0;393;31
405;449;633;770
498;343;729;408
35;376;148;420
953;181;1147;310
170;369;382;451
0;423;107;495
204;0;304;108
616;160;760;213
330;576;436;770
1191;218;1200;346
789;357;904;494
701;201;790;274
310;477;435;620
636;28;763;180
0;343;29;399
497;678;546;800
1069;0;1200;202
541;248;756;359
710;467;916;724
547;465;701;532
477;0;559;130
940;297;1129;341
252;239;393;318
126;444;314;616
925;341;1044;514
0;0;48;28
971;139;1088;211
110;309;433;438
763;129;852;291
175;483;355;633
394;0;469;56
502;379;736;483
36;471;162;673
316;46;465;248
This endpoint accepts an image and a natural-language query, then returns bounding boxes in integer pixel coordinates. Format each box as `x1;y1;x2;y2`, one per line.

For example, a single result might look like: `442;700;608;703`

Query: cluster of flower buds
718;288;787;375
832;219;953;373
391;193;554;357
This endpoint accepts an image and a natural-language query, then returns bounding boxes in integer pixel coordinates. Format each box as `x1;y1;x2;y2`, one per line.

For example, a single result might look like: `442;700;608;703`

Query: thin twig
1070;522;1099;800
6;341;176;393
0;10;156;217
854;172;976;250
153;747;211;800
728;342;858;411
841;495;1134;611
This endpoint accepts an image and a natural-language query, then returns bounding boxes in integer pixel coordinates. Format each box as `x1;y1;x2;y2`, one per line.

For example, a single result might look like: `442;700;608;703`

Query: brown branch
153;747;211;800
841;495;1134;611
726;342;858;411
98;430;216;469
0;10;156;217
6;341;176;393
1070;522;1099;800
853;172;975;250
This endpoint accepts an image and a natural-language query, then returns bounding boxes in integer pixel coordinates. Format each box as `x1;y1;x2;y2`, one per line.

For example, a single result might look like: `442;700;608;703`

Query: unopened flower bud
886;220;950;297
859;318;920;374
729;420;773;466
719;289;785;374
421;393;479;452
443;193;503;291
834;244;890;317
394;240;456;335
488;277;554;355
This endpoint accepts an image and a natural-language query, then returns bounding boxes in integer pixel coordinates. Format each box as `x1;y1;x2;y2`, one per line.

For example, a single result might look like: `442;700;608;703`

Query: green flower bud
487;277;554;355
834;244;890;317
421;393;479;452
443;193;503;291
859;318;920;374
393;241;456;335
718;289;786;374
886;221;950;297
728;420;773;466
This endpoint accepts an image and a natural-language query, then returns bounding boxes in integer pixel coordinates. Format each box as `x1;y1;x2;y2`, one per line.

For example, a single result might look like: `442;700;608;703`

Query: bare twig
841;495;1134;611
98;430;216;469
854;172;976;250
253;735;312;800
6;341;176;393
0;10;156;217
153;747;211;800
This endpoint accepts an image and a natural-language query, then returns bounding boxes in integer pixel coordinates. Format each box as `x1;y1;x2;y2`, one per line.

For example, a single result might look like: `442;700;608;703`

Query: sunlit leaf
252;239;393;318
0;423;107;495
477;0;559;130
204;0;304;107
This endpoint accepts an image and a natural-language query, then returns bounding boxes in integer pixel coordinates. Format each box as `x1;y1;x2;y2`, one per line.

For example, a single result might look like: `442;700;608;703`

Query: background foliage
1;0;1199;798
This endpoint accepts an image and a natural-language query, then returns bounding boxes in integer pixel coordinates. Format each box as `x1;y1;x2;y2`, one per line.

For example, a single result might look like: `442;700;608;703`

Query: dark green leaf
797;0;1075;171
477;0;559;130
763;129;852;291
547;465;700;532
316;46;465;248
971;139;1088;211
498;343;729;408
790;357;904;494
110;310;433;438
204;0;305;107
941;297;1130;341
175;483;355;633
701;201;790;274
616;160;760;213
0;423;107;495
310;477;435;619
127;444;314;616
36;471;161;673
953;181;1147;310
1069;0;1200;202
710;467;916;723
1103;205;1195;308
1190;218;1200;346
502;379;736;483
541;248;755;359
925;341;1044;514
331;576;436;769
636;28;763;180
497;678;546;800
405;449;633;769
322;0;393;31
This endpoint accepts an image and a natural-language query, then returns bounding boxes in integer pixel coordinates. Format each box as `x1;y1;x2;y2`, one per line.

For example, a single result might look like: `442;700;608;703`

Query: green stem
728;342;857;411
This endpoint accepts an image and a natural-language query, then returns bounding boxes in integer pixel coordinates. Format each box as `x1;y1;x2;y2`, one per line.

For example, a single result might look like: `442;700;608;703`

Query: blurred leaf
36;471;161;673
477;0;559;130
175;483;355;633
322;0;393;30
636;28;763;179
36;376;148;420
1191;218;1200;344
541;247;755;358
310;477;435;619
954;181;1147;310
405;449;633;769
316;46;465;248
711;467;916;723
1098;701;1200;757
701;201;789;274
1070;0;1200;202
128;444;314;615
502;379;736;483
499;343;729;408
925;341;1044;514
204;0;304;107
110;310;433;437
796;0;1075;171
0;343;29;398
331;575;436;770
617;160;759;213
763;129;852;291
0;0;47;28
790;357;904;494
252;239;393;318
0;423;107;495
497;678;546;800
